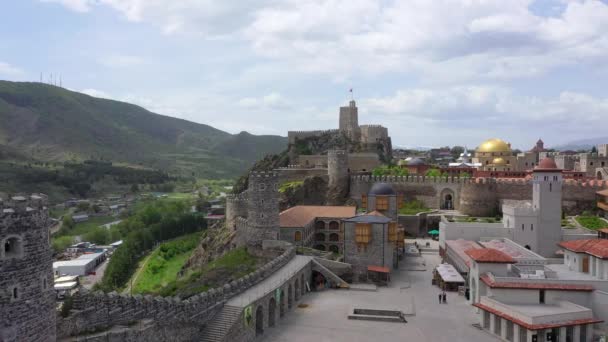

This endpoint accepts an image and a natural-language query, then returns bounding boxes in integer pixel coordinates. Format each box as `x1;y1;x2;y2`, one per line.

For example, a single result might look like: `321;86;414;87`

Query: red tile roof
367;265;390;273
279;206;356;228
558;239;608;259
473;303;602;330
464;248;516;263
598;228;608;234
480;274;594;291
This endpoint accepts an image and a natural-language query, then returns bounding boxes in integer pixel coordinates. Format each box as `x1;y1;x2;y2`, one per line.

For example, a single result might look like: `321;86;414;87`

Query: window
531;224;534;231
12;287;18;300
388;222;399;242
3;236;23;259
329;221;339;230
361;195;367;209
376;196;389;210
294;231;302;242
258;183;266;191
590;162;594;166
42;277;48;290
355;223;372;244
539;290;545;304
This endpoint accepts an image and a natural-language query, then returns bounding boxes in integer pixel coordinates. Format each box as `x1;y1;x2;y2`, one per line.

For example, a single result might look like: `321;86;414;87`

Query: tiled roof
473;303;602;330
597;189;608;197
279;206;356;228
480;274;594;291
598;228;608;234
464;248;516;263
558;239;608;259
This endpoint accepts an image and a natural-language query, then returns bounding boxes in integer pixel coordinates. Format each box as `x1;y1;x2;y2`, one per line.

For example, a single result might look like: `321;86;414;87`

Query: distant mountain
0;81;287;178
552;137;608;152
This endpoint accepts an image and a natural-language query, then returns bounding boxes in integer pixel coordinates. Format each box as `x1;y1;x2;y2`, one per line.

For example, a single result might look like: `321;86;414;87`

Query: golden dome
492;157;507;165
477;138;512;153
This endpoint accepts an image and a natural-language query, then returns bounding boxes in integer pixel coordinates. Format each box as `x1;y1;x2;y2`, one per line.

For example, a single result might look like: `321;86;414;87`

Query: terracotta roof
598;228;608;234
279;206;356;228
480;274;594;291
367;210;386;217
473;303;602;330
597;189;608;197
367;265;390;273
464;248;516;263
534;157;561;172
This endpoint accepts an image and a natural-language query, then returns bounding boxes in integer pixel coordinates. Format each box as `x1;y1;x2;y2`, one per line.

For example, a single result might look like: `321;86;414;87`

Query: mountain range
0;81;287;179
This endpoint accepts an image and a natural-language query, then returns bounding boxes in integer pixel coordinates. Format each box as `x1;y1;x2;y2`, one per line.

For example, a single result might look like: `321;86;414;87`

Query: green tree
52;235;75;253
372;165;409;177
425;168;443;177
83;227;110;245
62;215;75;230
76;202;90;212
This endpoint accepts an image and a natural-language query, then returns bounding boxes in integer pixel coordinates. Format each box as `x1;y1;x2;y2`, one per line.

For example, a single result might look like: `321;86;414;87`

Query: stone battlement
359;124;385;128
351;175;608;189
0;194;49;216
287;129;340;143
249;171;279;178
58;246;296;339
277;165;304;169
328;150;347;156
226;192;248;203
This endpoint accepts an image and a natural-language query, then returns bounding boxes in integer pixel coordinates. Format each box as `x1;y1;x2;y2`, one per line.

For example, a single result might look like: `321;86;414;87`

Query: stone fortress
0;195;56;342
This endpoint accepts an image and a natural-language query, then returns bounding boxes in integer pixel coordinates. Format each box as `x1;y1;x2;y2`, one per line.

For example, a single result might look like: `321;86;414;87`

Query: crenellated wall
226;192;248;231
350;176;608;217
57;247;297;341
359;125;388;145
287;129;340;144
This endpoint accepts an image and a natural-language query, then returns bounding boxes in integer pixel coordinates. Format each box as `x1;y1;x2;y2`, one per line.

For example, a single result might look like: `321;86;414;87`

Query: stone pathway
227;255;313;308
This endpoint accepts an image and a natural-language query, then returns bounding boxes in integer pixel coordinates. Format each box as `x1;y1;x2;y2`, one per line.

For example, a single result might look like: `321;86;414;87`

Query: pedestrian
442;292;447;304
438;293;442;304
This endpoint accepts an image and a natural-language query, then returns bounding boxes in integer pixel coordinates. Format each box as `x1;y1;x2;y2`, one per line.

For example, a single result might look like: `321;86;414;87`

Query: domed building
473;138;518;171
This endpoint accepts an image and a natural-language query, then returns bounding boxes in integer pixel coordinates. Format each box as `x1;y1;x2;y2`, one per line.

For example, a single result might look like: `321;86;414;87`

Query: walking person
438;293;442;304
442;292;447;304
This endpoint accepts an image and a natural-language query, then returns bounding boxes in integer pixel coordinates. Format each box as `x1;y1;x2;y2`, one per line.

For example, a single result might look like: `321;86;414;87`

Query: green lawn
562;218;576;229
576;216;608;230
132;232;201;295
398;200;431;215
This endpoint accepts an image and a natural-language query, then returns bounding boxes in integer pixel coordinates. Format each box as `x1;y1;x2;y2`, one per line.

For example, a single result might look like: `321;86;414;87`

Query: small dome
477;138;512;153
369;183;396;196
407;158;426;166
535;157;559;170
491;157;507;165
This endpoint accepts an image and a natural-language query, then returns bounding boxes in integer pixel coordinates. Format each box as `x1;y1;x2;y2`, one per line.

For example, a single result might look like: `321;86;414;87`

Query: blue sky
1;0;607;150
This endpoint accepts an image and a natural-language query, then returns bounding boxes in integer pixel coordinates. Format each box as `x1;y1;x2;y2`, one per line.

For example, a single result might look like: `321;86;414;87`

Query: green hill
0;81;287;179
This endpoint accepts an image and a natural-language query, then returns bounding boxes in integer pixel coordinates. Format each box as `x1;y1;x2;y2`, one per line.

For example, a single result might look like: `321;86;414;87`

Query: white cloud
0;61;24;76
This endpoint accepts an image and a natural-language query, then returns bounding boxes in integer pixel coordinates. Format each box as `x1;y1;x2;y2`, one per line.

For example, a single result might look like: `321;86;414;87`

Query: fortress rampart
350;176;607;216
287;129;340;144
359;125;388;144
226;192;248;231
57;247;296;340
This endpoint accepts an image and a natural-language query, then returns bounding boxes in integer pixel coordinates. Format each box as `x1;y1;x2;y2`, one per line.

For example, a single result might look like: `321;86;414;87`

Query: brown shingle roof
279;206;356;228
464;248;516;263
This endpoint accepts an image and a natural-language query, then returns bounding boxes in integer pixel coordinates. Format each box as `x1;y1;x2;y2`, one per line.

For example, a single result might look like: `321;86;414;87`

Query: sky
1;0;608;150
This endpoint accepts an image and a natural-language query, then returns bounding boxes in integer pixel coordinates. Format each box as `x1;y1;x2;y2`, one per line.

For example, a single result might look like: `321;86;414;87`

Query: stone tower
0;194;56;342
327;150;350;205
532;158;563;257
339;100;361;142
245;171;280;247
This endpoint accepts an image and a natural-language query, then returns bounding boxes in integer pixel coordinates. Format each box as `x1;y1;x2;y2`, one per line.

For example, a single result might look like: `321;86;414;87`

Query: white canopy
436;263;465;283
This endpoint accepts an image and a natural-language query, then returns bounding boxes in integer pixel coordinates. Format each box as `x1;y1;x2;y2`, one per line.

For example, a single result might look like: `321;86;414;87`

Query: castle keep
0;194;56;342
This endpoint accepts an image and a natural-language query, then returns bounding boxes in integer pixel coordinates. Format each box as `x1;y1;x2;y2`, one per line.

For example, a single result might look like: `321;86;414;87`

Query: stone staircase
199;305;242;342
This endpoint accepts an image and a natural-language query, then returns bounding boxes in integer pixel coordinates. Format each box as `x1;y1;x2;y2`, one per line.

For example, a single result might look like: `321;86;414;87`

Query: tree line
96;200;207;292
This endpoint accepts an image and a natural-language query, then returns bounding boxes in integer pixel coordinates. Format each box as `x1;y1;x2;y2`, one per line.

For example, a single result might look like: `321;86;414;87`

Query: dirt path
123;252;155;295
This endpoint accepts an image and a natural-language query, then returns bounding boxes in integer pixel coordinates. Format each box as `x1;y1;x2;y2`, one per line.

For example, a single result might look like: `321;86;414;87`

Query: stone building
278;205;356;253
0;194;56;342
343;211;400;281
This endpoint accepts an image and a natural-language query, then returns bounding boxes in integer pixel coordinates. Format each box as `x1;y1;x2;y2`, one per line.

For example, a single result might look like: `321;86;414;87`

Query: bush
372;165;408;177
52;235;75;253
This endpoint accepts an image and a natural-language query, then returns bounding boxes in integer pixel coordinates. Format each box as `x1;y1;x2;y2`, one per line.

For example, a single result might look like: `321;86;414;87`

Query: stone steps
199;305;242;342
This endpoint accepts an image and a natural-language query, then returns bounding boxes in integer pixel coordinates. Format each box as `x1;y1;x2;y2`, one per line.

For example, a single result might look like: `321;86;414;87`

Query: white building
52;252;106;276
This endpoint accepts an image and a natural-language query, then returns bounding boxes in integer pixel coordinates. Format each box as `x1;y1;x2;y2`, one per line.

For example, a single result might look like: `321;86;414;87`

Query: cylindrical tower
246;171;280;246
327;150;350;205
0;194;56;342
459;179;498;217
225;192;248;231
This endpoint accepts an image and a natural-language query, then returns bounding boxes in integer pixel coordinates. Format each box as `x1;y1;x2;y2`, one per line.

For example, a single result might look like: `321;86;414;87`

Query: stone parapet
58;247;296;340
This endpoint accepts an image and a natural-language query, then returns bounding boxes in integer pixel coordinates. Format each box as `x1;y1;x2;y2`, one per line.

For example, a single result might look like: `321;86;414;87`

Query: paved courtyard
264;252;498;342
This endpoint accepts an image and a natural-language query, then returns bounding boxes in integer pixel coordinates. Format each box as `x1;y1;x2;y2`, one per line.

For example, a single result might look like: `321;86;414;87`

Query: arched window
295;231;302;242
329;233;339;242
3;236;23;259
329;221;339;230
315;233;325;241
315;221;326;230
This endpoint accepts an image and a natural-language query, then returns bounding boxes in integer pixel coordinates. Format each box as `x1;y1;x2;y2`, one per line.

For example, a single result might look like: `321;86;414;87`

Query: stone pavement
227;255;313;308
264;253;498;342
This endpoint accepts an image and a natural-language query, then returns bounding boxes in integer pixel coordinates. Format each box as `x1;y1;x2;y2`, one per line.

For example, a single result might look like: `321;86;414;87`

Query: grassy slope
576;216;608;230
132;232;201;295
0;81;287;179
